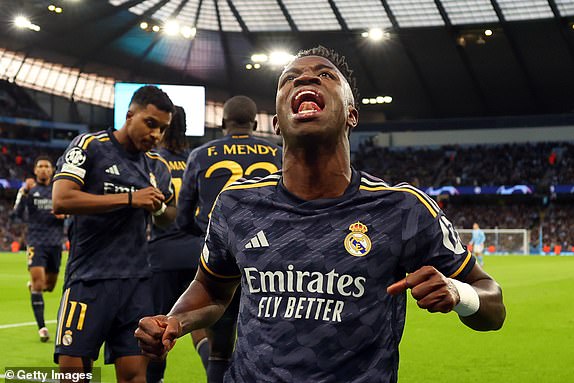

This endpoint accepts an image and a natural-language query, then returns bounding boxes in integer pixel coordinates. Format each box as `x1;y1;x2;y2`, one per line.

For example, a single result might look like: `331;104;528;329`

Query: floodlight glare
14;16;40;31
376;96;384;103
152;25;160;32
484;29;493;36
362;98;370;104
180;26;196;39
48;5;56;11
14;16;31;29
140;22;148;29
383;96;393;103
269;51;294;66
251;54;268;63
368;28;384;41
246;64;253;70
55;7;63;13
369;98;377;104
361;31;369;38
164;20;180;36
254;63;261;69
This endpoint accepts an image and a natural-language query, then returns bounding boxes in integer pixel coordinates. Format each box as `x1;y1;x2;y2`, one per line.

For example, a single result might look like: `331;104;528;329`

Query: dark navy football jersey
177;134;282;236
54;129;174;282
148;147;195;270
12;183;64;247
200;169;476;383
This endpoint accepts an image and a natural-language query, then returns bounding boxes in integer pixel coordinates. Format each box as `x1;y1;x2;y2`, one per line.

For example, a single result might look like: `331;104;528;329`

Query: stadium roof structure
1;0;574;122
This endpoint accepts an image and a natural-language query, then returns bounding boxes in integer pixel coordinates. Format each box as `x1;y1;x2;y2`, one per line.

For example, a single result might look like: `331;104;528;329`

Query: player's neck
35;178;50;186
113;129;138;153
225;128;251;137
282;145;351;201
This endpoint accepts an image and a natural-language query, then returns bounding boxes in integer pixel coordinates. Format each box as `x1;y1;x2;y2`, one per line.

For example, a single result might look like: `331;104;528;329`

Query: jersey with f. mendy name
54;129;174;283
12;183;64;247
200;169;476;383
177;134;282;236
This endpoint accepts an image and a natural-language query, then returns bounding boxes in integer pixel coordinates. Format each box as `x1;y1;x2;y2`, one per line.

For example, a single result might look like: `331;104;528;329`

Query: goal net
456;228;530;255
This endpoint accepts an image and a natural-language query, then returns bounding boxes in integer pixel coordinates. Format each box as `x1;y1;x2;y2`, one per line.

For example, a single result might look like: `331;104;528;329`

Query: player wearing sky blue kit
136;48;506;383
53;85;176;383
12;156;65;343
470;222;487;266
176;95;282;382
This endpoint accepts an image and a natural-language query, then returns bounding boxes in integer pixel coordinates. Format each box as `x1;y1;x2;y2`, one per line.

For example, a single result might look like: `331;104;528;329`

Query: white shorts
473;243;484;254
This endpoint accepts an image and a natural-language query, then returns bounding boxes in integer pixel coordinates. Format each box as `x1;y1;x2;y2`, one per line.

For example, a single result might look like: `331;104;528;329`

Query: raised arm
52;179;166;215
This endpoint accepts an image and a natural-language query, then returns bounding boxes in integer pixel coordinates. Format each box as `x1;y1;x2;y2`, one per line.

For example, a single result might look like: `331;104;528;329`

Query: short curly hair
294;46;359;108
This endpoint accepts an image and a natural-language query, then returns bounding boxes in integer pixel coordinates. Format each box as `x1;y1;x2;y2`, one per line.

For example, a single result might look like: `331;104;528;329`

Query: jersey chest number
205;160;278;191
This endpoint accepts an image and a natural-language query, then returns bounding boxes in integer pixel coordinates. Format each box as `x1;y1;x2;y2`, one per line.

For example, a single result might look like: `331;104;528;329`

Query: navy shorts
151;269;196;315
27;245;62;273
54;278;153;364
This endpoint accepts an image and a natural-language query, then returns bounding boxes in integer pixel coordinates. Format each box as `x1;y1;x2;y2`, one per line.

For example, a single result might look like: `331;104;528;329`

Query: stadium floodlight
383;96;393;103
140;21;148;30
376;96;384;103
251;54;268;63
246;64;253;70
180;26;196;39
485;29;493;36
164;20;180;36
362;98;370;104
48;5;56;11
152;25;160;32
14;16;41;31
269;51;294;66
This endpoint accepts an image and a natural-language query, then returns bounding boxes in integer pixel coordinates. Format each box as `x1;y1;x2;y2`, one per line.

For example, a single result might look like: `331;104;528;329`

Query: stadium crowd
1;138;573;252
353;138;574;187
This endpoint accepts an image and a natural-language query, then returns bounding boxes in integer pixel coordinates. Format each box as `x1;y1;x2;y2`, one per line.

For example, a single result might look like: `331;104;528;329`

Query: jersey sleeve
176;149;200;234
199;193;240;280
11;188;28;219
155;159;175;204
53;134;92;186
400;197;476;281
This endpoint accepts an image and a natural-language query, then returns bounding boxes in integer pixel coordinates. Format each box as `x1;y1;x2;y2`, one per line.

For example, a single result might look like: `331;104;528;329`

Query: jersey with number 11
177;134;282;236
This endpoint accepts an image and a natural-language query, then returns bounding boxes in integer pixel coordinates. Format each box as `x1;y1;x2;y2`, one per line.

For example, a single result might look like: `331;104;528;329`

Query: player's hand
387;266;460;313
23;178;36;192
135;315;182;360
131;187;165;213
52;212;67;220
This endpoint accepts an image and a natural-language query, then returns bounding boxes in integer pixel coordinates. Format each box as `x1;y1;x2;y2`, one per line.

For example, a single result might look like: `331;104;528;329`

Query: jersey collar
277;168;361;209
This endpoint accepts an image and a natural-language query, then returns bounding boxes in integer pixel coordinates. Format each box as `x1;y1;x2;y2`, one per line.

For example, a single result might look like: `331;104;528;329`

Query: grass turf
0;252;572;382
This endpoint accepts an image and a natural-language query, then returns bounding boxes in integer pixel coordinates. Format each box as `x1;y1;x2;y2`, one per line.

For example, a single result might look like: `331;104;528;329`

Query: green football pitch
1;252;573;382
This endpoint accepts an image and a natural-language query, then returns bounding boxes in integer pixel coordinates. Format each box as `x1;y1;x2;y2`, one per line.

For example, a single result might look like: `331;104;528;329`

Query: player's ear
346;105;358;131
272;114;280;135
252;120;258;132
126;109;134;120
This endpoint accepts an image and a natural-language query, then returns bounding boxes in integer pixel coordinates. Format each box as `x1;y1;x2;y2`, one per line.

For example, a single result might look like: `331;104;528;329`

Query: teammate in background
12;156;65;342
470;222;486;266
172;95;281;382
136;47;505;383
52;85;176;383
146;106;209;383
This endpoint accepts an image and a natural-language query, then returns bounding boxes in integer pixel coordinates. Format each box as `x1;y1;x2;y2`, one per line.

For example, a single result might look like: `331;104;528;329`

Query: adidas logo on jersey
245;230;269;249
105;165;120;175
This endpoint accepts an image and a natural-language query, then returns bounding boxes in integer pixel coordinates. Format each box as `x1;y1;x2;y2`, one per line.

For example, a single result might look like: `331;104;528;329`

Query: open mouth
291;89;325;116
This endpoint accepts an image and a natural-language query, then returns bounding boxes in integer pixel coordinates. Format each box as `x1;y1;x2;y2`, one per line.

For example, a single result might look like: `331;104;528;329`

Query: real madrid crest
344;221;372;257
62;330;73;346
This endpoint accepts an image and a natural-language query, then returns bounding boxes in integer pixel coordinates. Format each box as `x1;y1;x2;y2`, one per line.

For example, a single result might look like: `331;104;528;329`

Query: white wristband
449;278;480;317
152;202;167;217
